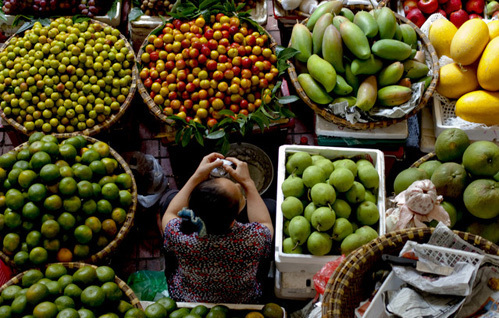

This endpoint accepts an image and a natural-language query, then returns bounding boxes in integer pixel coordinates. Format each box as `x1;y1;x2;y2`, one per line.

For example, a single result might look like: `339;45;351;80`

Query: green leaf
0;8;7;23
107;0;119;19
200;0;220;10
236;2;246;11
272;81;282;95
277;46;300;61
72;14;91;24
159;15;168;23
280;107;296;118
206;130;226;140
13;15;32;27
278;95;300;104
194;129;205;146
128;7;144;22
220;138;230;154
181;127;192;147
132;0;142;6
219;109;235;116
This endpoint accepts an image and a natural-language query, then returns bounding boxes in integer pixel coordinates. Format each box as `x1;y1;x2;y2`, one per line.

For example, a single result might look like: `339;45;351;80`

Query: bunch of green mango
290;3;432;112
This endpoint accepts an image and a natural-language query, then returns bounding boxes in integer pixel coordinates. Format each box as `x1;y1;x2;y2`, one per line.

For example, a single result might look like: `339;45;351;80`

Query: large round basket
288;7;439;130
0;262;143;309
0;135;138;269
0;19;138;137
322;227;499;317
411;152;437;168
136;20;278;125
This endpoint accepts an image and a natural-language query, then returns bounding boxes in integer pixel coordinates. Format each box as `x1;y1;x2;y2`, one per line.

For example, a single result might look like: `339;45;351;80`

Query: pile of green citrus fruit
0;17;135;134
0;263;139;317
0;132;135;268
143;299;284;318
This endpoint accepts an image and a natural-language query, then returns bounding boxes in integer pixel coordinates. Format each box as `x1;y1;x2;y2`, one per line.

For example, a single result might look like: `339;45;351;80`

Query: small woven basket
288;7;439;130
411;152;437;168
322;227;499;317
0;19;138;137
0;262;143;309
0;135;138;269
136;21;278;125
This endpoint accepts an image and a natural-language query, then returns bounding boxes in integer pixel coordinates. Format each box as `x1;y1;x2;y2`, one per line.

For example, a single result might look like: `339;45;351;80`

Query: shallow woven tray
0;262;143;309
0;19;138;138
0;135;138;269
288;7;439;130
137;21;278;125
322;227;499;317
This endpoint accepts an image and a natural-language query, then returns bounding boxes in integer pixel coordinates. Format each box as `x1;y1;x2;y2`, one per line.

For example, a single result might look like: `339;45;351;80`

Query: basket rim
0;262;143;309
0;18;138;138
321;227;499;317
410;152;437;168
0;135;138;270
135;17;279;125
288;9;440;130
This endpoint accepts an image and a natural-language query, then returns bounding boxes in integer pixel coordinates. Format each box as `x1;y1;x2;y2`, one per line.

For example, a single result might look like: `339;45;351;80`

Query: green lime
4;210;22;229
73;244;90;259
3;232;20;254
45;281;61;296
44;194;62;212
78;309;96;318
29;132;45;144
11;295;27;315
45;264;68;280
57;275;73;290
156;297;177;314
16;149;31;161
59;166;74;178
169;308;190;318
119;190;132;207
77;180;94;198
29;141;45;155
58;212;76;231
0;152;17;169
41;142;60;158
0;305;12;318
26;283;49;304
18;170;37;188
81;149;100;165
63;196;81;213
22;202;41;220
28;183;47;202
73;266;97;285
101;282;122;301
7;168;22;187
63;284;82;298
74;165;93;181
14;251;29;266
33;301;58;318
40;164;61;183
92;183;101;197
145;303;168;318
41;135;58;144
115;173;133;189
1;285;22;301
80;285;105;307
101;158;117;174
98;176;116;187
29;247;48;265
117;300;134;314
41;219;60;239
56;308;79;318
59;144;77;161
26;231;42;248
30;151;51;170
99;314;119;318
89;160;106;175
211;305;229;314
96;266;115;283
111;207;127;225
74;225;93;244
82;199;97;215
97;199;112;214
64;137;83;150
6;186;24;211
190;305;208;317
13;160;30;170
101;183;119;200
124;308;146;318
59;177;77;196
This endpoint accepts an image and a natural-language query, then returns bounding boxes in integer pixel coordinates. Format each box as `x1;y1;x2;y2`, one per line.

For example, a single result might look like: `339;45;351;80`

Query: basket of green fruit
287;3;439;130
0;132;137;270
136;0;296;149
0;262;142;317
0;17;138;136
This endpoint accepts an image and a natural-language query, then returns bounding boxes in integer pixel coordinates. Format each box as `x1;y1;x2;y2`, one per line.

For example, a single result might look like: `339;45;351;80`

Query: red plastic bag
313;255;346;295
0;259;12;285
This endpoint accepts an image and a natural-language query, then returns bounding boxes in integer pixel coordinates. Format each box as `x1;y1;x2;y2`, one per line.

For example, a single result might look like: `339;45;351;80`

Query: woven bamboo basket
0;262;143;309
0;19;138;137
136;20;278;126
288;6;439;130
411;152;437;168
0;135;138;269
322;227;499;317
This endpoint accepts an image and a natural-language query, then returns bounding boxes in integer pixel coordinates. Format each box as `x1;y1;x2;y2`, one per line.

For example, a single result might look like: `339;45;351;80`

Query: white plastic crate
275;145;386;274
433;97;499;142
274;269;316;299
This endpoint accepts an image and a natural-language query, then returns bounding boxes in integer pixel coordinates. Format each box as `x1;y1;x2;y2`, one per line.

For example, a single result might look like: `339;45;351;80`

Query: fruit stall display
428;18;499;139
136;5;295;150
1;0;119;17
288;3;439;130
394;128;499;241
400;0;498;28
0;263;142;317
0;17;137;136
275;145;385;274
0;133;137;269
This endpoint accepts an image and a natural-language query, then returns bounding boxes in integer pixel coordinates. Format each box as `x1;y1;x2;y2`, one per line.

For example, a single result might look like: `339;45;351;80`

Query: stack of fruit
279;149;382;257
0;264;140;317
1;0;116;17
486;0;499;17
402;0;488;28
0;17;136;135
143;298;284;318
138;13;279;128
0;133;135;268
393;128;499;241
290;4;433;119
429;18;499;126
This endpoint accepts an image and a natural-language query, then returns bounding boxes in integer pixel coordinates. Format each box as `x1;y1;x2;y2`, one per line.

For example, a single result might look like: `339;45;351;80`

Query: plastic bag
124;152;169;208
127;270;169;301
313;255;346;295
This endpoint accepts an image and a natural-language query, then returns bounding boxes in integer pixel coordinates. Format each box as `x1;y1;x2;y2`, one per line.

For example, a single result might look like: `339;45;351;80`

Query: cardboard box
275;145;386;274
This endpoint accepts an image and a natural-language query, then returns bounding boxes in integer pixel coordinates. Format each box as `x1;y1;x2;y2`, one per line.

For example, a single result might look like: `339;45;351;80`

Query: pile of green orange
0;263;140;317
0;132;135;267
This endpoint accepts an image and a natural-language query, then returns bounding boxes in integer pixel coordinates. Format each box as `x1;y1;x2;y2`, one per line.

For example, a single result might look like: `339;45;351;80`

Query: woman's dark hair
184;179;240;235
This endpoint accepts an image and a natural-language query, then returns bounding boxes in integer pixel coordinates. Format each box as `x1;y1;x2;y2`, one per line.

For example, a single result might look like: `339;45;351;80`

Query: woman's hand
225;157;255;191
191;152;225;183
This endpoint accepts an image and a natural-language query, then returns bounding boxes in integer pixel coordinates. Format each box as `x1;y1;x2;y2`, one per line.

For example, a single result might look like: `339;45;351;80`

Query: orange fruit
74;225;93;244
101;158;118;174
58;212;76;231
81;285;105;307
59;177;77;196
101;219;117;237
30;151;52;170
41;219;60;238
57;248;73;262
29;247;48;265
73;244;90;259
40;164;61;183
101;183;119;200
33;301;58;318
262;303;284;318
28;183;47;202
63;196;81;213
85;216;102;233
111;207;127;225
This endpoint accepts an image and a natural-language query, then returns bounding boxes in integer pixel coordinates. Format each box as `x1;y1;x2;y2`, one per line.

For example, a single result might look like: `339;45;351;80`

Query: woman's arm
161;152;224;229
225;157;274;239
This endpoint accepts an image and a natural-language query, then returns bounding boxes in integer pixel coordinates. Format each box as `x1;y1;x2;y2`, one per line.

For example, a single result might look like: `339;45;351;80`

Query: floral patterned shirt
163;218;272;303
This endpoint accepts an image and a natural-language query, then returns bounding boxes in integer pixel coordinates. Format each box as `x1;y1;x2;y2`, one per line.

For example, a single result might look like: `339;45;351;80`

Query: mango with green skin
298;73;334;104
290;24;312;63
